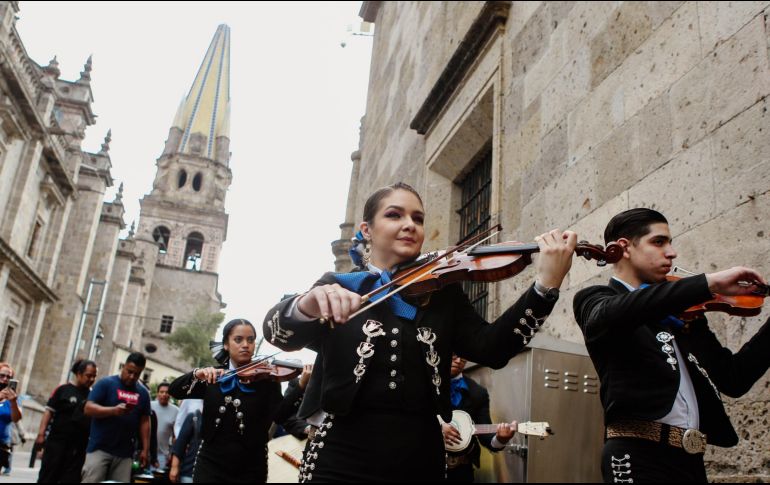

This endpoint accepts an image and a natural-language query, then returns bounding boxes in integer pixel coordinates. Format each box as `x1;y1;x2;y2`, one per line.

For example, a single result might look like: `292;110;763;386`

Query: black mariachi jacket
168;366;298;449
262;272;557;423
573;275;770;447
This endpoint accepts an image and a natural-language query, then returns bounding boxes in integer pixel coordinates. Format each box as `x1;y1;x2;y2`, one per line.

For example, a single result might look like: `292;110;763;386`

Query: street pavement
0;450;39;483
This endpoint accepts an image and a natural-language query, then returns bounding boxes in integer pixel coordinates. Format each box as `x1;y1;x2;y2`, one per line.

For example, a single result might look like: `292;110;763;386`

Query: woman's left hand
535;229;578;289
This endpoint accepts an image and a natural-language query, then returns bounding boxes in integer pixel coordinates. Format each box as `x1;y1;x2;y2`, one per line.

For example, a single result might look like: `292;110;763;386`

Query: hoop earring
362;240;372;267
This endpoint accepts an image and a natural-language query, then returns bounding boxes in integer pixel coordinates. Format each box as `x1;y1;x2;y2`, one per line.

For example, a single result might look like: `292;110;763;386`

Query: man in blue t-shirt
81;352;151;482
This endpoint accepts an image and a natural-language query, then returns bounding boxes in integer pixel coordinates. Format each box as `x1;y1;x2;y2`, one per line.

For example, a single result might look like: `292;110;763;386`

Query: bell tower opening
184;231;204;271
177;170;187;188
152;226;171;253
192;172;203;192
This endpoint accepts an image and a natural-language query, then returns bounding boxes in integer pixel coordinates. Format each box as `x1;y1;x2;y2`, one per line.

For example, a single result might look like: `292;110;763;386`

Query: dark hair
157;382;170;392
604;208;668;244
362;182;423;225
222;318;256;344
125;352;147;369
71;359;96;375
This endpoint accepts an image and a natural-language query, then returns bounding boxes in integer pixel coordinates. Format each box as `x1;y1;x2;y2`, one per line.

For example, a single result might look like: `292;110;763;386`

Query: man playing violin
262;182;578;482
573;208;770;483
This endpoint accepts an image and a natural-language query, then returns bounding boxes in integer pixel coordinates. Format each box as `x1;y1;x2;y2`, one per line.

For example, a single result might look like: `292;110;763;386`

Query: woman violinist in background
168;319;299;483
262;182;578;482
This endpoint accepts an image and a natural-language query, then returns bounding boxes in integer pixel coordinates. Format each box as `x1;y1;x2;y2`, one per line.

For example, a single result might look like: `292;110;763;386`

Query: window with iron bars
160;315;174;334
456;146;492;319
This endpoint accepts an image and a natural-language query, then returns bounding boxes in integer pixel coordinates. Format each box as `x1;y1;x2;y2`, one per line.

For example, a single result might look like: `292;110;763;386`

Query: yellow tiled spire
176;24;231;159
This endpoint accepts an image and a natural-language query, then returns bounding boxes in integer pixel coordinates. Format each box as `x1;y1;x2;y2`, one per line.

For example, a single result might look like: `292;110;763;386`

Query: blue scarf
450;376;469;407
333;270;418;321
638;283;685;329
218;372;255;394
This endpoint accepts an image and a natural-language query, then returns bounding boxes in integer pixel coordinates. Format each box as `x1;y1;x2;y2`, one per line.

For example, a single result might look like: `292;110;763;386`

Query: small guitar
441;410;553;453
267;434;307;483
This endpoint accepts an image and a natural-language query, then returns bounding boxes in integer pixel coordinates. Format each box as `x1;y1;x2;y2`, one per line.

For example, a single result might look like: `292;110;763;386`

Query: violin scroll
575;241;623;266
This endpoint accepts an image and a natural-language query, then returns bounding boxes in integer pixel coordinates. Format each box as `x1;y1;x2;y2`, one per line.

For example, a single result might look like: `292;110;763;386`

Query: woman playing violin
168;319;298;483
262;182;578;482
573;208;770;483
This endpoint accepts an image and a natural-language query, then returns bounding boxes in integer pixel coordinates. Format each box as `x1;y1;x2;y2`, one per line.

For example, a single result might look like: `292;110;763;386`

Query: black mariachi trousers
302;409;445;482
602;438;707;483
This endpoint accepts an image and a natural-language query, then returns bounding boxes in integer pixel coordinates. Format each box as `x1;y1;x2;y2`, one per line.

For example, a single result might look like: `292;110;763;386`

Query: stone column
331;149;362;273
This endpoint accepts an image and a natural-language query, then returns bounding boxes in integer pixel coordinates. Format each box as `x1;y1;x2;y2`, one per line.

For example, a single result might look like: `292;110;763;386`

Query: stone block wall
350;1;770;479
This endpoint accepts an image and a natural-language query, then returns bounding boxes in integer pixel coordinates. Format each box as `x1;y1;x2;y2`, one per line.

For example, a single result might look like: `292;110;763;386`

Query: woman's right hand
195;367;224;384
297;284;362;325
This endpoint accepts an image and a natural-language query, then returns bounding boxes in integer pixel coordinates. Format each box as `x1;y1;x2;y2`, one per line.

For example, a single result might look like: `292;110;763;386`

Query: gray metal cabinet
467;334;604;483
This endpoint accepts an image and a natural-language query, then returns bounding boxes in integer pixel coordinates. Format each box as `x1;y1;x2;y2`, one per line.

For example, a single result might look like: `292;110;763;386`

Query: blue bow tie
638;283;685;329
450;377;469;407
218;373;255;394
333;270;418;321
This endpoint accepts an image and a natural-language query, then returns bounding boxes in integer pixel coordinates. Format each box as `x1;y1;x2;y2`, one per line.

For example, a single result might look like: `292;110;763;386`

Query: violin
218;357;303;384
668;275;769;321
392;239;623;298
340;225;623;321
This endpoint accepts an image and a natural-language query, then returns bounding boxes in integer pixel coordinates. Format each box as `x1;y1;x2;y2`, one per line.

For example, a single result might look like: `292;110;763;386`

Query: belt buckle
681;429;706;454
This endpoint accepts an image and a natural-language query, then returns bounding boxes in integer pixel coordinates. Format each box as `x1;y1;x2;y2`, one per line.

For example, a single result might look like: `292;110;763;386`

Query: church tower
132;25;231;368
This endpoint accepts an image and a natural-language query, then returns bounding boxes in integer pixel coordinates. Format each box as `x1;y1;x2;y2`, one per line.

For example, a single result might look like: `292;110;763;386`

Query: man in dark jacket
442;355;515;482
573;208;770;483
169;409;202;483
280;365;314;440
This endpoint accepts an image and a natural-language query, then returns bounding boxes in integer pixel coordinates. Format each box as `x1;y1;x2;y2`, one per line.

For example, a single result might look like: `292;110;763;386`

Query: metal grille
457;147;492;319
160;315;174;334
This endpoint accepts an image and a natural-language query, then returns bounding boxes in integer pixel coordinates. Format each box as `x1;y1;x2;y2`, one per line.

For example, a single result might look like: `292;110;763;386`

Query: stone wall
29;170;108;400
142;265;223;369
350;1;770;479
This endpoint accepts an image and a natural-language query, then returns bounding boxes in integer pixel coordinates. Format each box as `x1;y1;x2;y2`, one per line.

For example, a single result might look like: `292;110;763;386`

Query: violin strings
215;352;280;382
345;227;503;321
358;224;502;302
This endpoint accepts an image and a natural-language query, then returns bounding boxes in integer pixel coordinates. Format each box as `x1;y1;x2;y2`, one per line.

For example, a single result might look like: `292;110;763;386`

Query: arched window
152;226;171;253
192;172;203;192
184;232;204;271
177;169;188;188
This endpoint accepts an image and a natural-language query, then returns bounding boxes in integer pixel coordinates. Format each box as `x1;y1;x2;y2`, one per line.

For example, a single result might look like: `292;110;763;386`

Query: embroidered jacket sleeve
262;274;336;352
686;315;770;398
169;371;208;400
451;283;557;369
573;274;713;344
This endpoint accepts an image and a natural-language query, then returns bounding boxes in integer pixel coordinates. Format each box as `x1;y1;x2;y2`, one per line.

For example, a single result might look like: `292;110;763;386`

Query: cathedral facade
0;1;231;411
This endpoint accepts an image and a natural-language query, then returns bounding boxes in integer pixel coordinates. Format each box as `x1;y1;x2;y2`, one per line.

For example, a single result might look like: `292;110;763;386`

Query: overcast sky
17;1;373;363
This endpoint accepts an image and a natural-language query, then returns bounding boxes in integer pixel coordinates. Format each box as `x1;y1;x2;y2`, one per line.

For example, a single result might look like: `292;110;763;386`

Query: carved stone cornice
410;1;511;135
